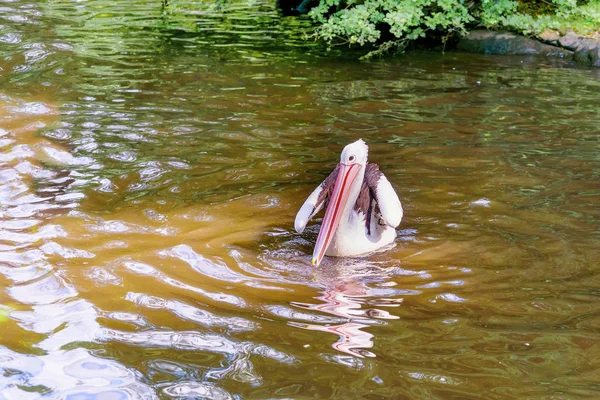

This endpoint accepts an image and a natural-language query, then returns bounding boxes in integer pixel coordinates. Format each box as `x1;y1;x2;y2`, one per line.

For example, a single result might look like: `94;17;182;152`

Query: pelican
295;139;403;266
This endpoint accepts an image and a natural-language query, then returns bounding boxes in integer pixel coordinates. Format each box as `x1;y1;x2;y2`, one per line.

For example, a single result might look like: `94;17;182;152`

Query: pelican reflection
290;261;401;358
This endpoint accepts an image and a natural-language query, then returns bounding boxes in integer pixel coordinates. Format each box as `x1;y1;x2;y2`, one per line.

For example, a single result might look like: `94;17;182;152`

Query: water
1;0;600;398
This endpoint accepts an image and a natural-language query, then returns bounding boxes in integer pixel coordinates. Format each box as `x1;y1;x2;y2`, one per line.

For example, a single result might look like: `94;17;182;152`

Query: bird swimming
295;139;403;266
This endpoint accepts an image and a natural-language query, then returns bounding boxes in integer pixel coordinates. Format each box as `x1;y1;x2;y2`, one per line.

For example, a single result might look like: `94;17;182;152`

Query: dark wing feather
354;163;385;235
315;163;340;213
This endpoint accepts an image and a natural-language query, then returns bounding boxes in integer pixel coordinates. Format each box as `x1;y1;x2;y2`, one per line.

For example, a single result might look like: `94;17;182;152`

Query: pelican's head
340;139;368;167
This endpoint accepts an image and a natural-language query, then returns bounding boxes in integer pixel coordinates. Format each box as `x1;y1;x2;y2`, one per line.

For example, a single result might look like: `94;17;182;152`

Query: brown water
1;1;600;399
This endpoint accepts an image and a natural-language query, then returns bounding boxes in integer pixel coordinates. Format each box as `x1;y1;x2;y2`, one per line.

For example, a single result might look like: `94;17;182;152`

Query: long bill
312;163;360;266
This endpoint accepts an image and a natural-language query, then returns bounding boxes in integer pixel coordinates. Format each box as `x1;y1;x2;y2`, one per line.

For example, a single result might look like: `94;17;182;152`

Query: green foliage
308;0;600;56
487;0;600;35
309;0;474;47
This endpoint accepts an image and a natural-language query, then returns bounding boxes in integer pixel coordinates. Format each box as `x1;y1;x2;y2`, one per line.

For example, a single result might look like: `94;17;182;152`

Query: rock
579;37;599;50
558;32;600;67
456;29;600;68
538;29;560;45
592;48;600;67
458;30;571;56
573;38;600;67
558;30;580;51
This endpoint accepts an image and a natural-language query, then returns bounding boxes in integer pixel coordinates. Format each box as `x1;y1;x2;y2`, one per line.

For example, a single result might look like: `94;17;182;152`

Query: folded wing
294;164;340;234
364;163;403;228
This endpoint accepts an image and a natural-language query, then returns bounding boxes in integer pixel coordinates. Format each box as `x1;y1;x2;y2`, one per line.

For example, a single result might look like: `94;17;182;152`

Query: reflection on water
291;261;403;358
2;0;600;398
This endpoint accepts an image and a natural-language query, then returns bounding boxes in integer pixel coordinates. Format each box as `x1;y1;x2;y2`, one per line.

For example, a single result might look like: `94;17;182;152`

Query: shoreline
456;30;600;68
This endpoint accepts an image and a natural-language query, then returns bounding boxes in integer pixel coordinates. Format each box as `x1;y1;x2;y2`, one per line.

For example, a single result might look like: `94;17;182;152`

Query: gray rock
458;30;570;56
538;29;560;44
592;48;600;67
573;38;600;67
579;37;599;50
558;30;580;51
456;29;600;68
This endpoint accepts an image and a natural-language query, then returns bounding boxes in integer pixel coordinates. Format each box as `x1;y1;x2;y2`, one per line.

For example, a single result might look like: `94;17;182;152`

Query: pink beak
312;163;361;266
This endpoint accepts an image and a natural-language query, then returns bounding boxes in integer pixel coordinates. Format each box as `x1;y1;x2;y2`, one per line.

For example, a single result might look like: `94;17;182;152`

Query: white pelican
295;139;403;266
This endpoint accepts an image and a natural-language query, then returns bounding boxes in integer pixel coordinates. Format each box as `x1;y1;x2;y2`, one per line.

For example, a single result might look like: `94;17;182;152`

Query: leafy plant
309;0;474;47
307;0;600;57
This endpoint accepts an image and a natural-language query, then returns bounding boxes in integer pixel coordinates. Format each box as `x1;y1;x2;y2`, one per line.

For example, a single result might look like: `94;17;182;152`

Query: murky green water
1;1;600;399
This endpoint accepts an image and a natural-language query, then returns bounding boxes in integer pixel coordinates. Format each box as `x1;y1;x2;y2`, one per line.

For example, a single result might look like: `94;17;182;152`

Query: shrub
307;0;600;57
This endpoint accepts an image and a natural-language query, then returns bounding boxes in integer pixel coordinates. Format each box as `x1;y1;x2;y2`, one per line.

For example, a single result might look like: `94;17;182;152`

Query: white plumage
295;139;403;266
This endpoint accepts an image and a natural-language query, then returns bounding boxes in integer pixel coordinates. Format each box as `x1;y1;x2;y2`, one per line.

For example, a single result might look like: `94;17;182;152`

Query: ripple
470;198;491;207
99;328;296;383
162;381;233;399
1;1;599;398
40;241;95;259
126;292;257;332
0;32;21;44
41;146;94;166
105;311;148;328
159;244;250;283
85;267;122;286
5;101;54;115
264;304;348;324
296;321;377;358
0;347;156;399
435;293;468;303
86;219;177;236
109;150;137;162
23;47;51;64
8;273;77;305
12;298;97;336
115;258;246;307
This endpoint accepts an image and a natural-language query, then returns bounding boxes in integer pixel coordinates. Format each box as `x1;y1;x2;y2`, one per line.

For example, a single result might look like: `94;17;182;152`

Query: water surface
1;1;600;398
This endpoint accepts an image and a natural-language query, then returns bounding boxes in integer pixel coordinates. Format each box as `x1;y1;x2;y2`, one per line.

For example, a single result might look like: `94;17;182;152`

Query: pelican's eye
348;155;356;163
